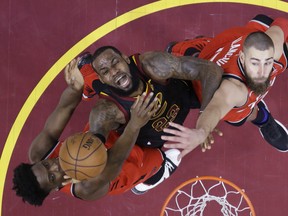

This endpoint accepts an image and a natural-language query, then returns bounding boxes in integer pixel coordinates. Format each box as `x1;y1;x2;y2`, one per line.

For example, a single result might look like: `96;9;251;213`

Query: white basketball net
163;177;254;216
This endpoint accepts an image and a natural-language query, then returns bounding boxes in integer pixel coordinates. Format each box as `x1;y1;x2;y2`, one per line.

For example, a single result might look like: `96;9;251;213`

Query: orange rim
160;176;256;216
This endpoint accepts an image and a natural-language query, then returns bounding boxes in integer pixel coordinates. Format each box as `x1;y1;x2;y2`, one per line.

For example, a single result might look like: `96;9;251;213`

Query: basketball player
12;59;181;205
67;46;223;194
76;46;223;149
162;14;288;158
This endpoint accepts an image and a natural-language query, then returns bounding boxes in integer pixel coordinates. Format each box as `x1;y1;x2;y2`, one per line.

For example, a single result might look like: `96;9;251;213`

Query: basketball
59;132;107;181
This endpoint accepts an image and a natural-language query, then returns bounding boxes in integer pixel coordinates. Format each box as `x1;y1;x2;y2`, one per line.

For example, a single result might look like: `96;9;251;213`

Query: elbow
217;66;223;80
206;61;223;78
77;181;97;200
207;64;223;88
212;64;223;81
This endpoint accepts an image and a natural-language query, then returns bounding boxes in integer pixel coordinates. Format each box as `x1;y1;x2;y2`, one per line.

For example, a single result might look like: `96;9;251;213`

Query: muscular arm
140;51;223;110
29;58;83;163
74;93;158;200
29;87;82;163
196;79;245;137
162;79;246;158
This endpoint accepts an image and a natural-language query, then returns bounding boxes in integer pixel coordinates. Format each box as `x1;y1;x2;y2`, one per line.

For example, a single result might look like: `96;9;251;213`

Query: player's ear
239;50;245;64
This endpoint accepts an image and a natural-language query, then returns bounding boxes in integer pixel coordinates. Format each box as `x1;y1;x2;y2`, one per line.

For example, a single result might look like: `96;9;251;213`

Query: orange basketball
59;132;107;180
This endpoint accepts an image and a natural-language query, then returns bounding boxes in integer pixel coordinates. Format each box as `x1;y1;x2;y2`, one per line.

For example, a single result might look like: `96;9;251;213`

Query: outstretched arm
162;79;245;158
74;92;159;200
29;59;83;163
140;51;223;110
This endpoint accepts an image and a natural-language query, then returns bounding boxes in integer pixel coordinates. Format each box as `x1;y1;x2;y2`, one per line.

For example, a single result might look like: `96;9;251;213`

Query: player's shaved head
243;31;274;52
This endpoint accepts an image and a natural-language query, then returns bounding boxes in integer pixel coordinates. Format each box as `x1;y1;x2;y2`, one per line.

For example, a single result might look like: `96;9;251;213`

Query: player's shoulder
223;78;246;91
217;78;242;97
222;78;248;102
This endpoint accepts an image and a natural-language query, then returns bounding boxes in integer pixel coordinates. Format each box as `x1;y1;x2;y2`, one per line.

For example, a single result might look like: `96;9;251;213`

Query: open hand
162;123;223;159
64;57;84;92
161;122;206;159
129;92;160;129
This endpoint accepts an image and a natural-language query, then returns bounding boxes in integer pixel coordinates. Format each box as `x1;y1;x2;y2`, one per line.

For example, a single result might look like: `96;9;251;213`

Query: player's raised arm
74;92;160;200
29;60;83;163
162;79;244;158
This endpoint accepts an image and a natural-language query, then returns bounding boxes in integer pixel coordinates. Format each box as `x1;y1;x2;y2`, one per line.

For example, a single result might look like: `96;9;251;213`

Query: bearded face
239;46;274;95
244;69;271;95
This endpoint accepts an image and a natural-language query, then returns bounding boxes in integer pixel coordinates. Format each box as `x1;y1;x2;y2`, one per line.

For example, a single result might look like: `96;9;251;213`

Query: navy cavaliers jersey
92;54;200;148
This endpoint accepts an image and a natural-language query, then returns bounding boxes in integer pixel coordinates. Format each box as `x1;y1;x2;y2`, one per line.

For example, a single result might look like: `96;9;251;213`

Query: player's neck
129;80;144;97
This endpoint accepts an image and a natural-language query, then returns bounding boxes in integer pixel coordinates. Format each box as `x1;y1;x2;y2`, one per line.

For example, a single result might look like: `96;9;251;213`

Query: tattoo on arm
89;99;125;138
142;52;207;80
141;51;223;111
141;52;177;80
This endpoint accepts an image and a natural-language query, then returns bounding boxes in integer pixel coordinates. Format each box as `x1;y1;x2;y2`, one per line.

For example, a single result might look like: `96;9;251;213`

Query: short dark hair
91;46;122;72
243;31;274;52
12;163;49;206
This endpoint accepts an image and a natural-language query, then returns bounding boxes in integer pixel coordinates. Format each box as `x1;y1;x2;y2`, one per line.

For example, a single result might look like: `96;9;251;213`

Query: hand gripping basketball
59;132;107;181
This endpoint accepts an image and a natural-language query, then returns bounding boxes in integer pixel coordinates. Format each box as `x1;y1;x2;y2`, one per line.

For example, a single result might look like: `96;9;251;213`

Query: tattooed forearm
89;99;125;137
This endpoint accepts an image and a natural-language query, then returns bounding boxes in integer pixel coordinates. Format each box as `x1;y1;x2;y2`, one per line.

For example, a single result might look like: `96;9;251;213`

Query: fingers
162;134;182;143
201;141;211;152
166;122;188;131
163;142;186;149
63;175;71;179
207;133;214;144
200;127;223;152
75;57;81;66
62;175;81;186
146;96;160;117
62;175;72;186
64;65;70;84
64;58;79;80
131;92;159;117
214;128;223;136
201;133;214;152
131;92;148;111
162;127;187;137
201;137;212;152
138;92;153;114
130;94;140;110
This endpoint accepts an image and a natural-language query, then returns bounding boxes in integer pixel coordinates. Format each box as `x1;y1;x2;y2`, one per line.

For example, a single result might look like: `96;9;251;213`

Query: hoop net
161;176;255;216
